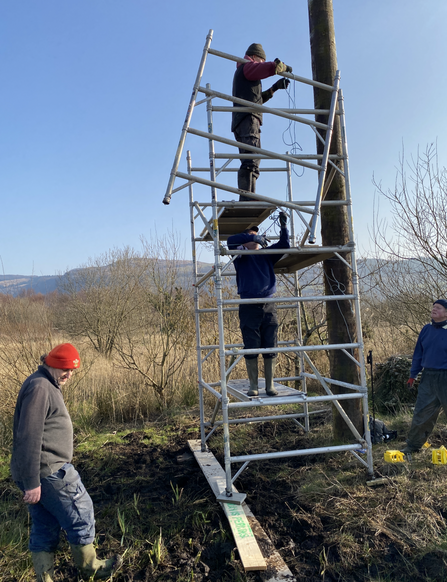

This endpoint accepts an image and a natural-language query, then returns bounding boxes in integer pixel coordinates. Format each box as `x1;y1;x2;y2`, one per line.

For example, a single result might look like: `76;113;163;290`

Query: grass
0;336;201;454
207;409;447;580
2;323;447;580
3;410;447;580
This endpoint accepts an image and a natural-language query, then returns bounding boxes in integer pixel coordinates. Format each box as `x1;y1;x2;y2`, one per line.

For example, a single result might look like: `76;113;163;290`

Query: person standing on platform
227;212;290;396
231;43;293;201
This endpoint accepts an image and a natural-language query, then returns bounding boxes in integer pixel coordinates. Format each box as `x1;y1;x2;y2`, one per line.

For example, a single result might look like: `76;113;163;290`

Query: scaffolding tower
163;30;373;504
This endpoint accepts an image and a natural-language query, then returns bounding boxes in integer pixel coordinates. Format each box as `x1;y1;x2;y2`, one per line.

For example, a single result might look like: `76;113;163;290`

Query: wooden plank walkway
188;439;296;580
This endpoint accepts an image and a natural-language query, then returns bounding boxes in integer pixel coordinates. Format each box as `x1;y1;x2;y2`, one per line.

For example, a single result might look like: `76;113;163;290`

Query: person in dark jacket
402;300;447;454
227;212;290;396
232;43;293;200
11;343;122;581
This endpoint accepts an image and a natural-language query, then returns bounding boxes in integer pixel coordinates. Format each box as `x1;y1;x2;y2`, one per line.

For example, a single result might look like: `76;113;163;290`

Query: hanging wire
260;209;291;239
282;80;304;178
258;81;301;239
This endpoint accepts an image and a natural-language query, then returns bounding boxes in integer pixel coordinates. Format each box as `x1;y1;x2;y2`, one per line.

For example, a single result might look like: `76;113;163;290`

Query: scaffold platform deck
200;204;275;240
226;378;305;402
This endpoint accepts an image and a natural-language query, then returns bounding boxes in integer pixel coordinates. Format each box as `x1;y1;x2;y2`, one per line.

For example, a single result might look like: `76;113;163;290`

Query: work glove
279;211;288;228
253;234;269;248
271;78;290;92
407;378;415;389
274;58;293;74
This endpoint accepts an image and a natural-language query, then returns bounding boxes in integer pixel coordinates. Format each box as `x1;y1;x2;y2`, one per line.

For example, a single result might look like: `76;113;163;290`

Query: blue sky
0;1;445;275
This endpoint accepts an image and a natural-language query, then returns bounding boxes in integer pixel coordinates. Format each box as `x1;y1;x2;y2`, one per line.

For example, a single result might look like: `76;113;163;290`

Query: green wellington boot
70;543;122;580
264;358;278;396
245;357;259;396
31;551;54;582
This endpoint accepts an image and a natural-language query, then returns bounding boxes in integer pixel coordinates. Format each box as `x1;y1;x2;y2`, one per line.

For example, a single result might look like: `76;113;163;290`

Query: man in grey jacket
11;343;122;581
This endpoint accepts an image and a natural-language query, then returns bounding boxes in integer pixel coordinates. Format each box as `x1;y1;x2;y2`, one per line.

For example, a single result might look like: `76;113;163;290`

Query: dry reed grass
0;337;199;453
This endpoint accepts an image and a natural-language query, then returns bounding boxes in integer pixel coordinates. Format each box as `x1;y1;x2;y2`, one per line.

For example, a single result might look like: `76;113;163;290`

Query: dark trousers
233;116;261;177
407;369;447;450
239;303;278;360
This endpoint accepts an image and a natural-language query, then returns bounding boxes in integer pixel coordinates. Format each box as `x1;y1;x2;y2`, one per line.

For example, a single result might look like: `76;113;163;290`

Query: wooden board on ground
188;439;296;580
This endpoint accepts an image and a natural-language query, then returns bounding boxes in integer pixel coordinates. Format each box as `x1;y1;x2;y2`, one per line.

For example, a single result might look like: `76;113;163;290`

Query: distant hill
0;258;422;297
0;274;59;295
0;261;215;296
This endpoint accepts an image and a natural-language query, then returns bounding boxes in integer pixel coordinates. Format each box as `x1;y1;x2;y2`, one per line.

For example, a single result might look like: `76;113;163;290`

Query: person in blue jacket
227;212;290;396
402;299;447;454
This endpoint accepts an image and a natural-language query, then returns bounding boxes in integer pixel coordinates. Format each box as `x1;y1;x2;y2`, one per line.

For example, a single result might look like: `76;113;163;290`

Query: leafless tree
112;235;195;407
56;234;196;407
57;246;152;357
370;143;447;334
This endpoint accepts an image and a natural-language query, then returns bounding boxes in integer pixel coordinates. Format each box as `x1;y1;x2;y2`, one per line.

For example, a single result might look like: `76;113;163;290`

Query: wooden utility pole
308;0;363;437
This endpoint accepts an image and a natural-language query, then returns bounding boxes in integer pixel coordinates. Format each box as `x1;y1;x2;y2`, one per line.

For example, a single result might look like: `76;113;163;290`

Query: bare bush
0;293;54;391
370;143;447;335
109;236;196;407
57;246;154;357
0;293;57;450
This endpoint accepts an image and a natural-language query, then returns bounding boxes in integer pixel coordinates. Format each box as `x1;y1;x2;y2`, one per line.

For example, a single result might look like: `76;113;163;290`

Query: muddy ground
5;420;447;581
83;426;331;582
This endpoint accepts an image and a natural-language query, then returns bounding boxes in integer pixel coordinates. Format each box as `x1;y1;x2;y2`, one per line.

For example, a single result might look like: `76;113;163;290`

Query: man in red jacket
231;43;292;200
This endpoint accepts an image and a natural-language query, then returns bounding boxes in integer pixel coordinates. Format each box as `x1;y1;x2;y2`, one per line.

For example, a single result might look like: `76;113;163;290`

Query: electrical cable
281;80;304;178
261;210;291;238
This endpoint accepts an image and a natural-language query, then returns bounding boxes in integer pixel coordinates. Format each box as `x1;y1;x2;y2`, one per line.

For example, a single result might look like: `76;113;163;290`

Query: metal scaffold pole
164;32;374;504
205;85;238;500
163;30;213;206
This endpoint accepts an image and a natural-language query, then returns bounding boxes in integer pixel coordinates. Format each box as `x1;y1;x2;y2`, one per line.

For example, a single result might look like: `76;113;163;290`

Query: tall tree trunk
308;0;363;437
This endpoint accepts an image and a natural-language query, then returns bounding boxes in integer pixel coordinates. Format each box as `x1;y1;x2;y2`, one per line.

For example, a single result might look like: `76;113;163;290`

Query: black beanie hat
434;299;447;310
246;43;266;60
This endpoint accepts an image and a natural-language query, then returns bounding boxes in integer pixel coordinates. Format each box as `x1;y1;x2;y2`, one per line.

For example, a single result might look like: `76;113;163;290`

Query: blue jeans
17;463;95;552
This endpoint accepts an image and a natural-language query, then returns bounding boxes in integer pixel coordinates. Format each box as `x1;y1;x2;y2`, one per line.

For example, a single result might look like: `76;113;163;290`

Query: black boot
238;168;253;201
251;173;258;193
